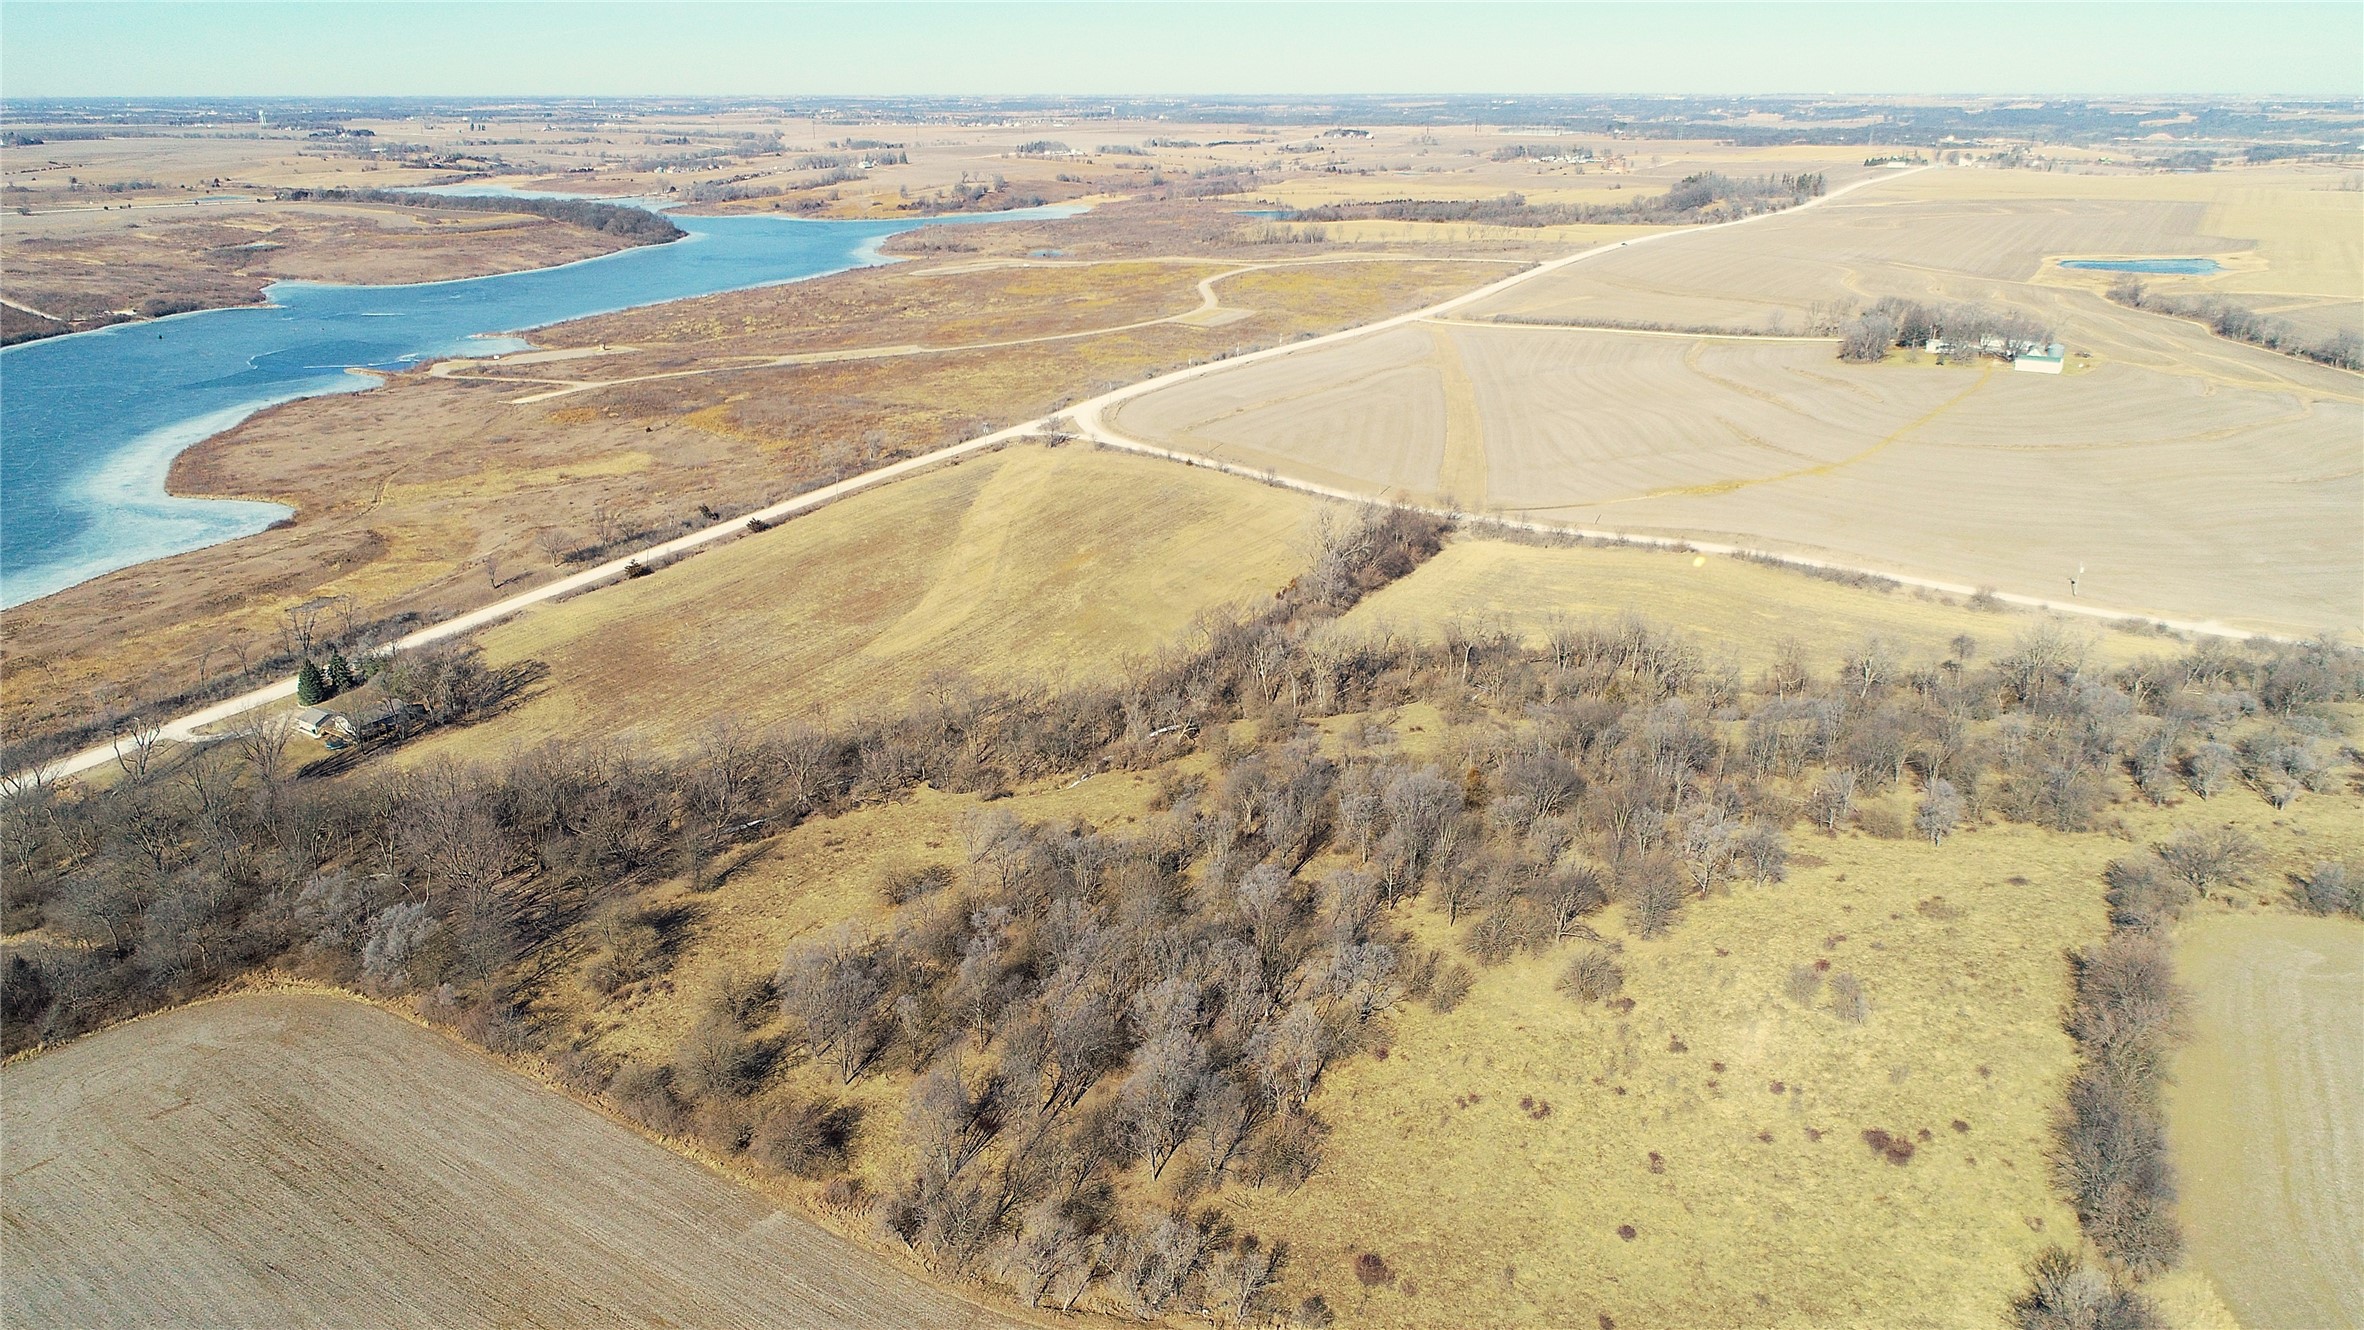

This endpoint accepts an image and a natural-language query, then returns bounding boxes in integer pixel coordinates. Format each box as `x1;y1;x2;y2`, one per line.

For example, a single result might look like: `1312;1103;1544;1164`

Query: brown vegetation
7;494;2357;1320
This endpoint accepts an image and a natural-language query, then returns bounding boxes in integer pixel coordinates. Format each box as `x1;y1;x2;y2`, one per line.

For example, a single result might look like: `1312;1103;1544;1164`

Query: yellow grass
1223;786;2363;1330
400;444;1326;763
1342;535;2176;674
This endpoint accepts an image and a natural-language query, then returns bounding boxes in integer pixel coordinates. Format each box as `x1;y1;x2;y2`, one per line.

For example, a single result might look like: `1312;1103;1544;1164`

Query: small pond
2059;257;2223;275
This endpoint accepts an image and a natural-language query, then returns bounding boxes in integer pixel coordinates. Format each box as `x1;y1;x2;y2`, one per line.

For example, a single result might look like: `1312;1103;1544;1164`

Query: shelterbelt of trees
3;507;2357;1324
278;186;686;244
1282;171;1829;228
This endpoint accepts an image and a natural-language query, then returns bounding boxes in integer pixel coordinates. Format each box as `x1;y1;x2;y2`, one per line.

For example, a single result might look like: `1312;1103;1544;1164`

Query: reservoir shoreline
0;203;1081;608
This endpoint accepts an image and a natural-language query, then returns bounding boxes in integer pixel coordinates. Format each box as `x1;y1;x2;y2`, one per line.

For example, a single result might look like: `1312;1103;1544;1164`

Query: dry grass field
395;444;1325;762
1107;169;2364;637
1214;782;2361;1330
0;992;1034;1330
1341;534;2181;675
2166;912;2364;1330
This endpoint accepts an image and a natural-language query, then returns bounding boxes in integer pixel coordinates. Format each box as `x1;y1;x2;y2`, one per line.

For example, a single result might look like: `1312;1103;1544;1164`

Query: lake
0;203;1079;608
2059;257;2224;275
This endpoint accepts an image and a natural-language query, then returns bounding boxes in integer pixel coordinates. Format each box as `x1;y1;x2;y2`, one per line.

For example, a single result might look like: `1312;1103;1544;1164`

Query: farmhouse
2013;342;2067;374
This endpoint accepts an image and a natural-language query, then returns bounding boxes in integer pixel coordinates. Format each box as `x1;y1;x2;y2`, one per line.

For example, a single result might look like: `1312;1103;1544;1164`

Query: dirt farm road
30;164;2256;789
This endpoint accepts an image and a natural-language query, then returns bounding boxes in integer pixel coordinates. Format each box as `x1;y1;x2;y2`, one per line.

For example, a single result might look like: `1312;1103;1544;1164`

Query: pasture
1340;534;2181;675
398;443;1326;762
0;993;1033;1330
1222;782;2358;1330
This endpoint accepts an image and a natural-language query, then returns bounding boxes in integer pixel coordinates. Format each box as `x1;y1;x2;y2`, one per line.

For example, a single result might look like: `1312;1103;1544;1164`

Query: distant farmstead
2013;342;2067;374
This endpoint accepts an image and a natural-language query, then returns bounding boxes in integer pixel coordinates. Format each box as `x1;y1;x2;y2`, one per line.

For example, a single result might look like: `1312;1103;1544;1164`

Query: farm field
1107;172;2364;636
1471;165;2362;346
2167;912;2364;1330
395;443;1326;762
0;992;1033;1330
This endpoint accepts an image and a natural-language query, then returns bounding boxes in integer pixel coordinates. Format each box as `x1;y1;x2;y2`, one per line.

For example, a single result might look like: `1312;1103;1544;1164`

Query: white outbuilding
2014;343;2067;374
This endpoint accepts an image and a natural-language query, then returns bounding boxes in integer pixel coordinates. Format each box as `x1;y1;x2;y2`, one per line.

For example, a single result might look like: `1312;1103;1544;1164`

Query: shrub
2103;857;2191;933
1784;964;1823;1005
1558;949;1625;1004
607;1060;689;1135
750;1097;859;1177
1617;860;1685;939
1829;971;1870;1023
2054;1069;2181;1276
1353;1252;1394;1289
2155;826;2262;898
1915;778;1964;846
1429;961;1475;1013
2010;1246;2162;1330
2070;933;2187;1088
2294;860;2362;919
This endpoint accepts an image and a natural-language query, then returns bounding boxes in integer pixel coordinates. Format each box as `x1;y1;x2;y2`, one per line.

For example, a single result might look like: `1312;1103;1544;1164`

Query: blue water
0;203;1080;607
2060;257;2223;275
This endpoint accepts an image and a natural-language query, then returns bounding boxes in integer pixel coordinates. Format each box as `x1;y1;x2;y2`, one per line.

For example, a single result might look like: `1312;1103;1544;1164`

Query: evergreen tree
327;653;356;692
296;659;329;706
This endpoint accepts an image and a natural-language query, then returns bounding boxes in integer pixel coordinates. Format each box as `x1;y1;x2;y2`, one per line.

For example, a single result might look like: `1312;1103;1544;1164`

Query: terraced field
1106;168;2364;637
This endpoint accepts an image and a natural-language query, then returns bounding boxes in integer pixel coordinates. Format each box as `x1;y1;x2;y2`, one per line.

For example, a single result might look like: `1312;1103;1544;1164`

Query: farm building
289;706;351;741
2013;342;2067;374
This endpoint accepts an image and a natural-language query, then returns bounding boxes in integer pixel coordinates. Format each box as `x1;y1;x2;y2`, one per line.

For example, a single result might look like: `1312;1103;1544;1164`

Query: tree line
278;187;685;244
1282;172;1826;229
1838;296;2056;362
2107;278;2362;372
2;503;2357;1322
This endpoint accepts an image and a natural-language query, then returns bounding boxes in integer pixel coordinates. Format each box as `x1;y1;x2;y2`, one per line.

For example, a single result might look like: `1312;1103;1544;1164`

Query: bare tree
778;925;888;1082
111;716;164;784
1916;778;1964;846
1121;1030;1209;1177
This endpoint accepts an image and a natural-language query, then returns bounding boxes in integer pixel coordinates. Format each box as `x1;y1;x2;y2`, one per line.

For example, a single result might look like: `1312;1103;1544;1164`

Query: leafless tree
111;716;164;784
778;925;888;1082
1916;779;1964;845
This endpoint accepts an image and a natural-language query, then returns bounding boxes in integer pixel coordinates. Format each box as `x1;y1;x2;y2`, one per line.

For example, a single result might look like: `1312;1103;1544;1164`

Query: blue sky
5;3;2359;99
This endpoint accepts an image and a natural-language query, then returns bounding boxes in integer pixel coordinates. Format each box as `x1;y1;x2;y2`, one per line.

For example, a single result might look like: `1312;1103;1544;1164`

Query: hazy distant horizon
5;2;2360;100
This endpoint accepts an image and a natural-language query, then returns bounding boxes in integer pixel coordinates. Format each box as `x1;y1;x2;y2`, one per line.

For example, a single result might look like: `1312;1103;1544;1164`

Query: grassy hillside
1344;534;2180;675
401;443;1327;761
